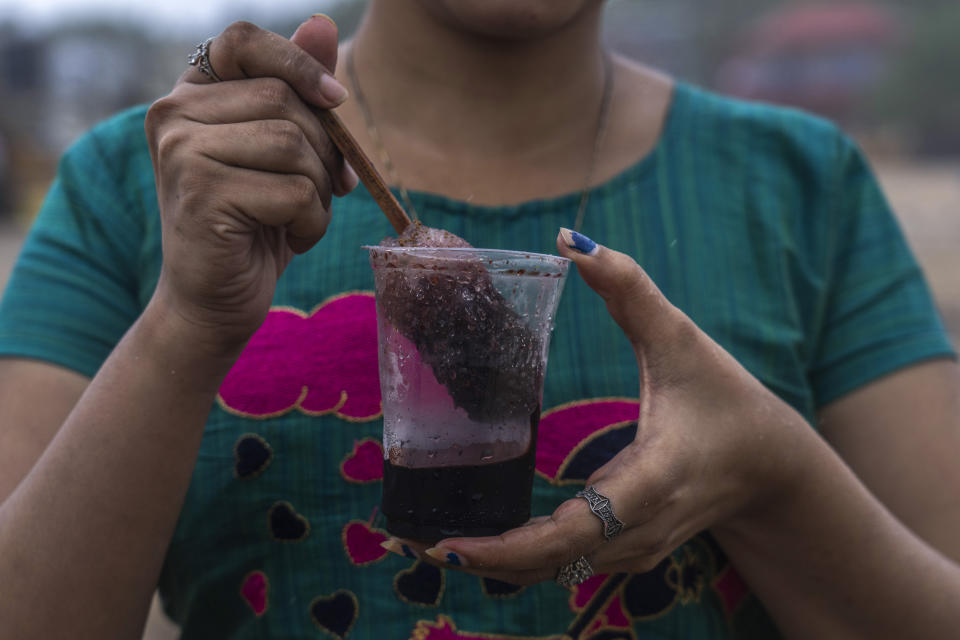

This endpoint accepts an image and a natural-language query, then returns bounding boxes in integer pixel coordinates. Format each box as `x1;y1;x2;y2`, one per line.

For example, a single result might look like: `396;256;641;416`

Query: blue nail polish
401;544;417;559
445;552;462;566
569;231;599;256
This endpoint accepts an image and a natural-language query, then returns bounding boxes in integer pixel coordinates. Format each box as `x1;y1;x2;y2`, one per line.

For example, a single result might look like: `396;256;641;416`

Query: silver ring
187;37;222;82
576;486;624;541
555;555;594;588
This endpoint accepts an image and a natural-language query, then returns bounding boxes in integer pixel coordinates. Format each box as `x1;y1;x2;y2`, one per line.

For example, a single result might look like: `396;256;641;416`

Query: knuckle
145;96;182;145
254;78;295;113
277;46;305;75
146;95;177;125
552;500;599;550
222;20;260;46
277;45;315;81
154;127;192;166
264;119;304;153
553;499;583;524
546;509;586;565
287;175;318;209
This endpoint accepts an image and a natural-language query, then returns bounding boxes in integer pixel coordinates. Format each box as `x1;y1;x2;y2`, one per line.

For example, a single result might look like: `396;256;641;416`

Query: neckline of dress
349;81;692;217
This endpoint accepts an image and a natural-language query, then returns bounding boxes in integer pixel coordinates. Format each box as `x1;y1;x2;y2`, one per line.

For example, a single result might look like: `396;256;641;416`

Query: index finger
181;19;347;109
425;498;602;574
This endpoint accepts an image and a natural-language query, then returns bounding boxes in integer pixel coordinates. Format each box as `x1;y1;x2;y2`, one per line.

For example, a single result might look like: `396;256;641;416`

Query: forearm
712;428;960;639
0;303;237;638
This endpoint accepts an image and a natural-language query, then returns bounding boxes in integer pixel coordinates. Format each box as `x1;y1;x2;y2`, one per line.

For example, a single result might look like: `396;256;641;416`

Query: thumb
290;14;340;73
557;228;678;347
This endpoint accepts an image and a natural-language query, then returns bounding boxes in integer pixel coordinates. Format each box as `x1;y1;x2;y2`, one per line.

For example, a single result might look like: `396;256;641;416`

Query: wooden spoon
312;106;411;234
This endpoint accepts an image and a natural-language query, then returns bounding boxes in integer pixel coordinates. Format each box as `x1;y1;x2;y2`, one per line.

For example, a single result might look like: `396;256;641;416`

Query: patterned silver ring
187;37;222;82
576;486;625;541
555;555;594;588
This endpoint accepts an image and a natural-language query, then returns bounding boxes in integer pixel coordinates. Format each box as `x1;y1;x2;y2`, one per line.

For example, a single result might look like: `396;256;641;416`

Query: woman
1;1;958;638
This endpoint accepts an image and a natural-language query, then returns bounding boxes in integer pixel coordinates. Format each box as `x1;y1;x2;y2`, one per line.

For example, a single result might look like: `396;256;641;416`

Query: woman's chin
415;0;600;41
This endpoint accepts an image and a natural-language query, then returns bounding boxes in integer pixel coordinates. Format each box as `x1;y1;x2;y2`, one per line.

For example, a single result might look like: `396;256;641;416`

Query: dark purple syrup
381;409;539;543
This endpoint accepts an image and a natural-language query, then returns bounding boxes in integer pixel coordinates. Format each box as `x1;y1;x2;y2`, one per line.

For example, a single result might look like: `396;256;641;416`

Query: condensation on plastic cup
365;246;570;542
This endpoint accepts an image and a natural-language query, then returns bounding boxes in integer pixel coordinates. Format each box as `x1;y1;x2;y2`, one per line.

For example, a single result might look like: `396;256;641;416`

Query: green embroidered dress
0;83;953;639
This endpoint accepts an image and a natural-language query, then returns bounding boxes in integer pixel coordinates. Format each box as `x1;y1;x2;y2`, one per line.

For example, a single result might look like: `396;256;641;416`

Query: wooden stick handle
313;106;411;234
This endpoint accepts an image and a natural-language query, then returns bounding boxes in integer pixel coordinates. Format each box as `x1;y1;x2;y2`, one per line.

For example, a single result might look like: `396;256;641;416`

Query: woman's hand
144;17;357;357
390;229;814;585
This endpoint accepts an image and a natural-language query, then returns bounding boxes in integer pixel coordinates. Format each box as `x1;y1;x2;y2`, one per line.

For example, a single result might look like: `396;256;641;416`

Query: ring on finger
187;37;222;82
555;555;594;588
576;485;625;541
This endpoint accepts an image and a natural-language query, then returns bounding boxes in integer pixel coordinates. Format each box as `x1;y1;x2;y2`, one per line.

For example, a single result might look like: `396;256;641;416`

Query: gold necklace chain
345;48;614;233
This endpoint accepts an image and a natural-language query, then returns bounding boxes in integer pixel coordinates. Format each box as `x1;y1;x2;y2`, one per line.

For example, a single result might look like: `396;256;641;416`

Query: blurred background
0;1;956;636
1;0;958;345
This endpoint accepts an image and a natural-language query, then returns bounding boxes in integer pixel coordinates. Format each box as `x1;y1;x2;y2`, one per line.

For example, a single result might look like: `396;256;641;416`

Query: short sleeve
0;114;148;377
810;136;956;407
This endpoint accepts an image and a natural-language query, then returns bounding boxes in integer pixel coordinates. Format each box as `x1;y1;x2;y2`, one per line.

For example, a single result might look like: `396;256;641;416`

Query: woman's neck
346;1;607;158
335;0;674;205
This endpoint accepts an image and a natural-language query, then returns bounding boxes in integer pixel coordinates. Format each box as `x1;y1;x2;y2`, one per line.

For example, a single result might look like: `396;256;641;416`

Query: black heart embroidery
268;501;310;542
309;590;358;638
622;557;678;619
234;434;273;479
481;577;525;599
394;561;444;607
560;423;637;482
581;630;634;640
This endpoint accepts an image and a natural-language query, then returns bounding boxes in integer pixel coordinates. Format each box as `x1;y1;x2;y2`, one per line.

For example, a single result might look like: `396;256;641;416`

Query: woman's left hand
386;229;814;586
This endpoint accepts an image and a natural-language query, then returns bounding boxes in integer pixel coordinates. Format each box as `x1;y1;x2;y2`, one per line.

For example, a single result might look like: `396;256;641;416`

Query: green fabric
0;82;954;639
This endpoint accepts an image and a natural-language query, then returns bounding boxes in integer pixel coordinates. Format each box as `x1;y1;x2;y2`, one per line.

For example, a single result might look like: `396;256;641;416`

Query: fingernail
311;13;337;27
320;74;349;105
425;547;466;567
342;161;359;191
381;539;418;559
559;227;599;256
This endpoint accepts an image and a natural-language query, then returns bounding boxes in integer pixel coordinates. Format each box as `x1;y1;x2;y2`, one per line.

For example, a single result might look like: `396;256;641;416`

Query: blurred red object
717;3;901;119
749;3;898;53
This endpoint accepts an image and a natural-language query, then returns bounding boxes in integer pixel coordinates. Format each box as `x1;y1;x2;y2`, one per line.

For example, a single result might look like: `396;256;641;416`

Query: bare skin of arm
819;359;960;562
711;358;960;639
0;18;352;639
712;359;960;639
0;316;235;639
0;361;89;503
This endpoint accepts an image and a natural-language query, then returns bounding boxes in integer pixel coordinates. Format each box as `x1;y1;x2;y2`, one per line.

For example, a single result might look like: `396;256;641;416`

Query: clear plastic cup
366;246;570;542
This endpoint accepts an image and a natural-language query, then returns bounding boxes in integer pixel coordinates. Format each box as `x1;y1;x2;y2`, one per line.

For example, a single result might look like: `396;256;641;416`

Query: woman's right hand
144;16;357;358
